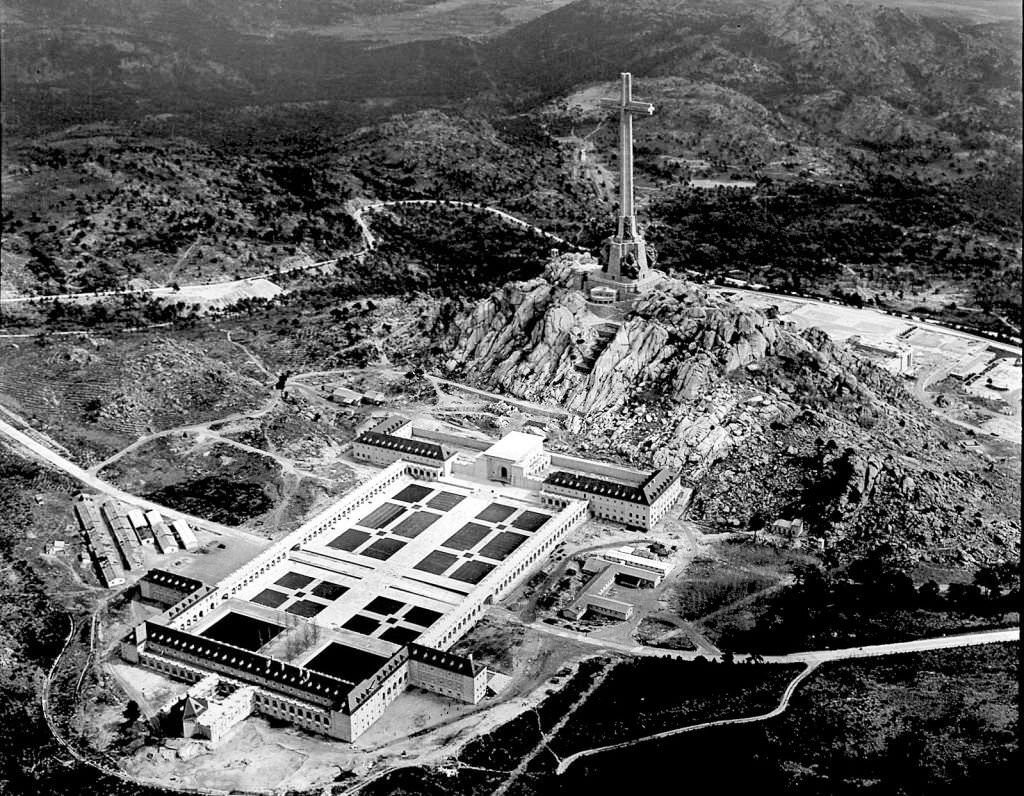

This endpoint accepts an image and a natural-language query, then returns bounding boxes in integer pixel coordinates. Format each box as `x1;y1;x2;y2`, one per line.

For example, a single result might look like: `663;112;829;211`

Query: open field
0;331;270;464
98;436;281;525
668;538;813;620
703;579;1020;655
550;658;804;757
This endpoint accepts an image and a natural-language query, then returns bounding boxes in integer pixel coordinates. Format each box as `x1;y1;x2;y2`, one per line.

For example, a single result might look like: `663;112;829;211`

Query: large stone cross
600;72;654;241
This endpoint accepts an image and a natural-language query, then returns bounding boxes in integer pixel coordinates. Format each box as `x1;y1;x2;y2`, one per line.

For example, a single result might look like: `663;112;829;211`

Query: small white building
362;390;388;405
597;547;673;577
128;509;155;545
154;674;255;743
332;387;362;406
170;519;199;551
480;431;551;488
588;285;618;305
849;336;914;374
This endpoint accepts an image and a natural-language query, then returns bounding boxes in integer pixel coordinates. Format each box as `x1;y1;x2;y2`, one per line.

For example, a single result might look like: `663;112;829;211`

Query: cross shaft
599;72;654;240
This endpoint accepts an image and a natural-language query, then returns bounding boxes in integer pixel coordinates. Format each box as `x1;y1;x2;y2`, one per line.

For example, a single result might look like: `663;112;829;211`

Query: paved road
0;416;250;539
554;661;822;775
357;199;586;252
713;284;1022;355
428;375;570;419
763;627;1019;664
510;609;1018;665
553;626;1020;775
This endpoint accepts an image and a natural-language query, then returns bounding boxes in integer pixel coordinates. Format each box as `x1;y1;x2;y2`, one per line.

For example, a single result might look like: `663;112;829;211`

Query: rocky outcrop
437;252;1019;566
446;253;815;415
443;253;901;432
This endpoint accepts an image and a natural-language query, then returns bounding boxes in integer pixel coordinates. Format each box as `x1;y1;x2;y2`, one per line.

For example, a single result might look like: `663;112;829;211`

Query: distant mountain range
2;0;1020;324
2;0;1019;142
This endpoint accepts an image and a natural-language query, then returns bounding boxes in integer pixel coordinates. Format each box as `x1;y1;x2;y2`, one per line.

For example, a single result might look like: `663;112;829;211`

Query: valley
0;0;1019;794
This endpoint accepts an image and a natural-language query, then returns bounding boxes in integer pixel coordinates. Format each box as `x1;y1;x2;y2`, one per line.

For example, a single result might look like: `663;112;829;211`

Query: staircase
575;323;620;374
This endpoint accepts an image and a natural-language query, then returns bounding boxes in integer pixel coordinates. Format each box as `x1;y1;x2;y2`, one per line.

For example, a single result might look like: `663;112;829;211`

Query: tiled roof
370;416;409;435
140;568;205;594
346;647;410;712
408;643;483;676
144;622;353;711
356;432;448;461
640;468;680;505
544;468;679;506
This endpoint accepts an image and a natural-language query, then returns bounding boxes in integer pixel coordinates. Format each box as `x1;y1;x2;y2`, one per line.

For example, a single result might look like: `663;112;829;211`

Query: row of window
210;467;407;608
433;503;586;645
255;692;328;726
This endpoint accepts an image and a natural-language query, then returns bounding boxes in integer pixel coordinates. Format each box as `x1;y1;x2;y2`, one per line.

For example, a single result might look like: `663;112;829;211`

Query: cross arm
598;98;655;115
624;100;654;115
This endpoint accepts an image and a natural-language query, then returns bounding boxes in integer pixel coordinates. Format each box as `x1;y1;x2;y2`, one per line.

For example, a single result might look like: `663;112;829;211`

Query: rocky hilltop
443;253;901;468
440;255;1019;565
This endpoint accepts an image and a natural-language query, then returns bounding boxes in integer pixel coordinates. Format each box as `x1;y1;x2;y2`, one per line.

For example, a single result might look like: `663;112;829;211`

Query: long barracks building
121;423;684;742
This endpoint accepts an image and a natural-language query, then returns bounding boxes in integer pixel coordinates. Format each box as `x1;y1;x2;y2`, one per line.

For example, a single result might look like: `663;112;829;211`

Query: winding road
554;661;822;775
552;625;1020;775
0;199;583;309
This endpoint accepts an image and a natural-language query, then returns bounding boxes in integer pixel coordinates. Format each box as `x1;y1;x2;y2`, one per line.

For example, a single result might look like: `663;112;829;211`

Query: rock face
437;253;1020;565
446;253;804;414
442;252;890;452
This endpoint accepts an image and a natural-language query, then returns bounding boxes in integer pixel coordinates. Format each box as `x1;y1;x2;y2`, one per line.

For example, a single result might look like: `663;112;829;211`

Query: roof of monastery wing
544;467;679;506
408;643;484;675
144;622;355;710
639;468;680;505
369;416;409;435
140;568;205;594
355;431;449;461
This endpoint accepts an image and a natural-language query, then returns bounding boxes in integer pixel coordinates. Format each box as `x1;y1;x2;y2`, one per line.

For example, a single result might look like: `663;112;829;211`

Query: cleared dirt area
668;542;811;622
98;435;282;526
0;331;270;465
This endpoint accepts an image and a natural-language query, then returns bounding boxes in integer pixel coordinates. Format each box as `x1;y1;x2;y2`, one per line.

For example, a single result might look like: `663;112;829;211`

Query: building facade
540;467;682;530
120;425;683;743
352;432;454;479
